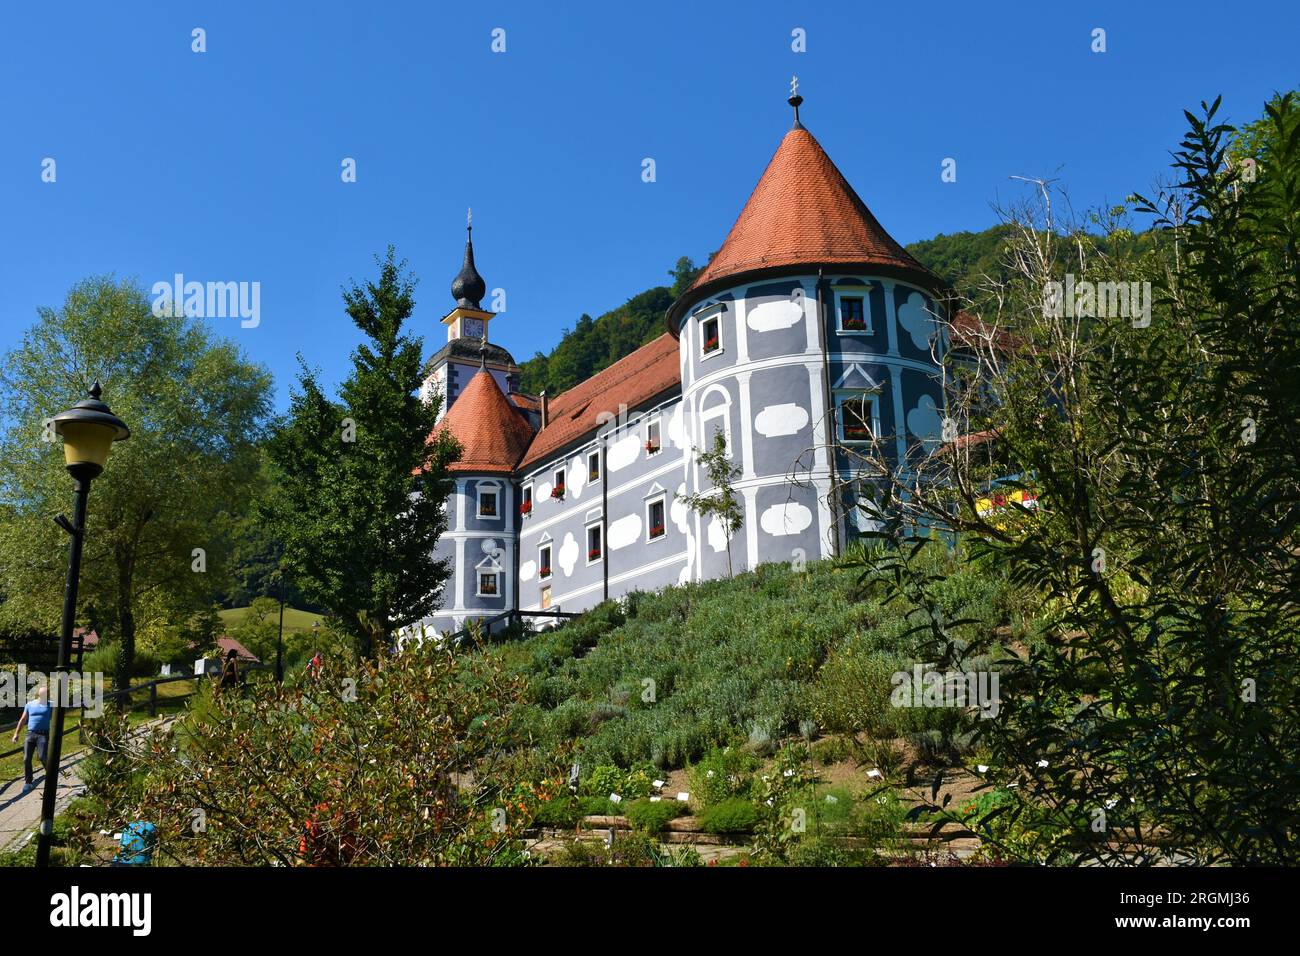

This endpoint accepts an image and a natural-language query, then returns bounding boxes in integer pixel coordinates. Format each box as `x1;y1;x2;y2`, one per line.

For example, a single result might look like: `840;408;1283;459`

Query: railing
0;663;271;762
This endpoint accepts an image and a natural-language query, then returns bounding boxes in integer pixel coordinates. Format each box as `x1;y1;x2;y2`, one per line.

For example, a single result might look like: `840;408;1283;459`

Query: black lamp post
275;569;285;683
37;381;129;867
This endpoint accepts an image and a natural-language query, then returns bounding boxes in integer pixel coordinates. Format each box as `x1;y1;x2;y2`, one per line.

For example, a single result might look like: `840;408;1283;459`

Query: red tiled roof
519;333;680;469
435;369;536;474
951;310;1016;352
670;126;937;332
217;637;259;662
510;392;542;413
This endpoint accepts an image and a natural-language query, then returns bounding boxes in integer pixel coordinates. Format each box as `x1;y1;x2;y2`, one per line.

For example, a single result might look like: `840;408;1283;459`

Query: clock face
463;318;485;340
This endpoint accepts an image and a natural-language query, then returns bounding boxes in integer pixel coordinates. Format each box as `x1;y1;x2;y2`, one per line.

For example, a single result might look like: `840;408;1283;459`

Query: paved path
0;748;89;853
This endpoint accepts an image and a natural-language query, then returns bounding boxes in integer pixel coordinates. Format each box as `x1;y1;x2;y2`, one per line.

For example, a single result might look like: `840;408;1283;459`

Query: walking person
10;684;52;795
218;648;241;691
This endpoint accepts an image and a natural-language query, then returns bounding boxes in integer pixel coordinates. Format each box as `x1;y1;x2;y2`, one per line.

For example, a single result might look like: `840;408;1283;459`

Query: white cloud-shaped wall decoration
671;483;690;532
707;515;729;552
568;456;586;498
557;532;579;576
760;502;813;536
754;403;809;438
537;480;552;500
747;297;803;332
519;559;536;582
897;292;937;351
667;405;684;449
607;513;643;550
606;433;641;472
906;394;943;452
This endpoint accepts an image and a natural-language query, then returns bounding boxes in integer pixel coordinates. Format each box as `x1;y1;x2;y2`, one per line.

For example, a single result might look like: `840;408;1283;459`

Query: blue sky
2;1;1296;409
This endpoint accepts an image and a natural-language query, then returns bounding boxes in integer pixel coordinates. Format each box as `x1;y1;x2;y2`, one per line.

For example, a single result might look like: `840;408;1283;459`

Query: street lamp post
275;570;285;683
38;381;129;867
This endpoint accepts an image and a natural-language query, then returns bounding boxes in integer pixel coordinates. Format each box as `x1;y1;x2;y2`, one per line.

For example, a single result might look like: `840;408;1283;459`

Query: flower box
550;486;565;500
644;440;660;453
519;500;533;516
844;426;873;441
842;317;867;331
588;549;601;561
650;524;665;538
704;336;720;353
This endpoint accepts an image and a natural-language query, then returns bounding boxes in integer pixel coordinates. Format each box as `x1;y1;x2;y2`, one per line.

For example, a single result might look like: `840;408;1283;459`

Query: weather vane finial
790;75;798;97
467;206;473;231
788;76;804;130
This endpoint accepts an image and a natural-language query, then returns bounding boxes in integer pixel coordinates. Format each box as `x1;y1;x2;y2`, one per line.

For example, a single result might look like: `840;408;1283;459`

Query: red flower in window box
644;439;660;453
650;524;665;538
540;565;551;578
588;548;601;561
842;316;867;331
704;336;720;352
844;426;873;440
519;500;533;516
550;486;565;500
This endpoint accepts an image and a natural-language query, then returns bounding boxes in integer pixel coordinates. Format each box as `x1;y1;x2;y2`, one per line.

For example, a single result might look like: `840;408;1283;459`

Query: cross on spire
787;75;804;130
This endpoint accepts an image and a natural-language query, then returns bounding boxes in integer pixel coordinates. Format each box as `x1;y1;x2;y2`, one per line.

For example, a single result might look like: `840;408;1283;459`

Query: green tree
677;431;744;576
0;277;272;694
265;248;459;660
851;93;1300;863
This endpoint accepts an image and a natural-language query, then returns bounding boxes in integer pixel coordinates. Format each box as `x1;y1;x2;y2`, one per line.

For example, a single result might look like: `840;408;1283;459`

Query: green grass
474;548;1014;774
218;605;323;634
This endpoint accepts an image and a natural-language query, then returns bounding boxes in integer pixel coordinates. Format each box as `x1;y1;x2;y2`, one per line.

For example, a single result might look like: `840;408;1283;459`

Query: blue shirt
24;700;52;734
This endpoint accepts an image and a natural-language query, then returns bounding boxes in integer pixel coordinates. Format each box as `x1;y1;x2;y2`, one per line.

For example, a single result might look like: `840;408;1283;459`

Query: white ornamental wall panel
760;502;813;536
557;532;579;576
746;297;803;332
754;403;809;438
607;513;643;550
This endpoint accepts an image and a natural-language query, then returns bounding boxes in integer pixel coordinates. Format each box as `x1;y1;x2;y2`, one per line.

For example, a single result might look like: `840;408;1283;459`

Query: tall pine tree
266;248;459;659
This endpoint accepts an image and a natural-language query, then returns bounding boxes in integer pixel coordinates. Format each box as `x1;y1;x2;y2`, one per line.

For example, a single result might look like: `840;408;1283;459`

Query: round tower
666;84;952;579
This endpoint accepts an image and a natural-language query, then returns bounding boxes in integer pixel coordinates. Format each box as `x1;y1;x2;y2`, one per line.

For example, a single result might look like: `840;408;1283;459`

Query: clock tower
421;212;530;424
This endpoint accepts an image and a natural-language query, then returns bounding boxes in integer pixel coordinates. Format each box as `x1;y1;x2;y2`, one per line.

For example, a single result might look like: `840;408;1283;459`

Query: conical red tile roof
434;369;536;474
669;125;938;332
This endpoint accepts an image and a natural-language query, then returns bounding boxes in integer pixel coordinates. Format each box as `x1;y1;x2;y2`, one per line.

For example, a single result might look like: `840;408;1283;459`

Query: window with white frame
520;482;533;517
477;569;501;597
476;483;500;518
647;496;667;540
540;585;551;609
586;522;603;564
551;467;566;500
588;449;601;483
539;543;552;580
700;313;721;357
836;392;880;444
645;419;662;455
837;291;870;333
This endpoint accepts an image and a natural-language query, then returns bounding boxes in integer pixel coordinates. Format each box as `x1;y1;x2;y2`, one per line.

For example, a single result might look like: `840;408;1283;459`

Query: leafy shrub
583;764;652;800
699;798;760;834
624;798;684;832
687;746;757;808
532;797;582;829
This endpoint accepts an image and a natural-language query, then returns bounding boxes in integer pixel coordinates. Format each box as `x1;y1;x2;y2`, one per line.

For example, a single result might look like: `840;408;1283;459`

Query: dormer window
588;450;601;483
645;419;662;455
